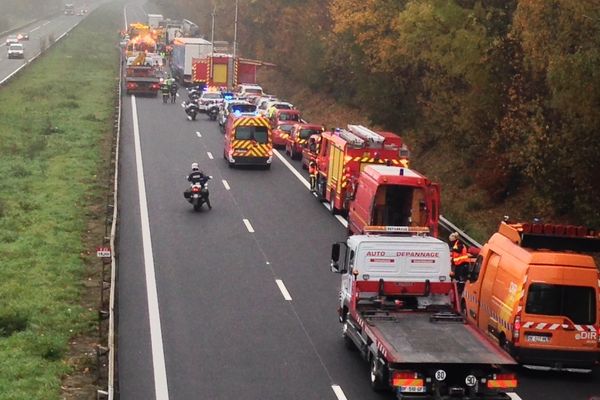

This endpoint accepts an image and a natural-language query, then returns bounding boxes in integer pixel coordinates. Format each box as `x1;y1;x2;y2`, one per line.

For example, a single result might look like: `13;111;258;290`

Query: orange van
462;221;600;372
223;114;273;168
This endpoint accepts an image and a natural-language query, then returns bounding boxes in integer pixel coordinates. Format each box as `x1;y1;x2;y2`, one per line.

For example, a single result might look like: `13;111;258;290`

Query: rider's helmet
191;162;199;171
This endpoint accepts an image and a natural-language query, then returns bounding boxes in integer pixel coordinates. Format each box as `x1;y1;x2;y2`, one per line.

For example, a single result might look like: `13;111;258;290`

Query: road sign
96;247;111;258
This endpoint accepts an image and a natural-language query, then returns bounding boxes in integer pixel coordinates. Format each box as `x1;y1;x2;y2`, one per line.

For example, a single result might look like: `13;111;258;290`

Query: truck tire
369;357;388;392
342;322;355;350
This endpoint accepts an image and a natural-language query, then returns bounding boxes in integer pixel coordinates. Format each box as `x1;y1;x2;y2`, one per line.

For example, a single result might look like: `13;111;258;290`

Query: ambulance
462;221;600;372
223;113;273;168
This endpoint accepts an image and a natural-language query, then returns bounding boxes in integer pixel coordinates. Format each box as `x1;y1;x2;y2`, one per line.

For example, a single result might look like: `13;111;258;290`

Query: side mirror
331;243;340;262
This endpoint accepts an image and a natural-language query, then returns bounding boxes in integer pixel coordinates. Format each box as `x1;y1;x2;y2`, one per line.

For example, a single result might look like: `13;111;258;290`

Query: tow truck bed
367;313;516;365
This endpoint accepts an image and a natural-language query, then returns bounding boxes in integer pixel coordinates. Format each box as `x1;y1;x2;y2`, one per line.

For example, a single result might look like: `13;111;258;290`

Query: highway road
0;1;98;85
117;3;600;400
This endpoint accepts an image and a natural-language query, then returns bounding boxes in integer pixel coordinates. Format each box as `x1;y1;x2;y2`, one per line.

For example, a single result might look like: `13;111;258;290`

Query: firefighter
308;161;317;192
449;232;470;291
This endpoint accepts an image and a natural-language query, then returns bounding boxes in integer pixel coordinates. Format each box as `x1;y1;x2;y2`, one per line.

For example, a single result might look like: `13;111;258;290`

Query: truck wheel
342;322;355;350
329;197;337;215
370;357;388;392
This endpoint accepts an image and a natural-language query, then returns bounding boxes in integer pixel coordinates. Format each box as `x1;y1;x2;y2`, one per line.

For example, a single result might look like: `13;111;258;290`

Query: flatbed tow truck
330;226;518;399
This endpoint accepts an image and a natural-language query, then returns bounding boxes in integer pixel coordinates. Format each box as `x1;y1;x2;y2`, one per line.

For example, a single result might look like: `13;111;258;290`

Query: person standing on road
170;81;178;103
309;161;317;192
449;232;470;284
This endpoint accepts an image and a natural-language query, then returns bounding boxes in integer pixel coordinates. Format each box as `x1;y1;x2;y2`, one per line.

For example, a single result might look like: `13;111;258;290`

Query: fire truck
330;226;518;399
347;165;440;237
315;125;409;214
223;113;273;169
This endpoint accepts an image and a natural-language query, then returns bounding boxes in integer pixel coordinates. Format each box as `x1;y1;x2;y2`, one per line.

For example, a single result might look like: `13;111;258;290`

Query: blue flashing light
234;110;242;117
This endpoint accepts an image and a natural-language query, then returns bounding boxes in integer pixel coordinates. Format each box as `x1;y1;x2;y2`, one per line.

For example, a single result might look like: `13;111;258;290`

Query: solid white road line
273;150;310;190
0;64;27;85
222;180;230;190
331;385;348;400
207;152;213;160
243;218;254;233
273;149;349;228
275;279;293;301
131;96;170;400
196;131;202;138
507;393;523;400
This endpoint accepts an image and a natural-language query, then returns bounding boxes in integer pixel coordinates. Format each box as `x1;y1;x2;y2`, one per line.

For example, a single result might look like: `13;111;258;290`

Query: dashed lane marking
507;393;523;400
207;152;213;160
243;218;254;233
196;131;201;138
222;180;230;190
331;385;348;400
30;25;41;32
275;279;292;301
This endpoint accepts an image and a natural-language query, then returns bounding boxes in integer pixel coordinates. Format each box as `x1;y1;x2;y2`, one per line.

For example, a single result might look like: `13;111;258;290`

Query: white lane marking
131;96;171;400
243;218;254;233
42;21;50;26
0;64;27;85
507;393;523;400
222;180;230;190
207;152;213;160
273;149;349;228
30;25;42;32
331;385;348;400
196;131;202;138
275;279;292;301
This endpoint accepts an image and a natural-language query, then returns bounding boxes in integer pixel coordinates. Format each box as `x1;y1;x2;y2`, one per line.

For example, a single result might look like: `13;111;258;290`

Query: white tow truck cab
7;43;24;59
330;226;518;400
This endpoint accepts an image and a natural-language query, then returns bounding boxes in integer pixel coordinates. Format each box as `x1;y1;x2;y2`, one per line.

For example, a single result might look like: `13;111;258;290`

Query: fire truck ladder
338;129;365;147
347;124;385;145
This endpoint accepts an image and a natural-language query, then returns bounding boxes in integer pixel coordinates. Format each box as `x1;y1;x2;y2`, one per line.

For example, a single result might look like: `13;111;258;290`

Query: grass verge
0;2;120;399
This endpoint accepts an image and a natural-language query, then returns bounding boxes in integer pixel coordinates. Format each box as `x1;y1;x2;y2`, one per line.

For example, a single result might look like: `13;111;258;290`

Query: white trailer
147;14;164;28
171;38;212;85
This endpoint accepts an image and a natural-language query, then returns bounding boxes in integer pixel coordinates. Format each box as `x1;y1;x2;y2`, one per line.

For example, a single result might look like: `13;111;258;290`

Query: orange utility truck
462;221;600;372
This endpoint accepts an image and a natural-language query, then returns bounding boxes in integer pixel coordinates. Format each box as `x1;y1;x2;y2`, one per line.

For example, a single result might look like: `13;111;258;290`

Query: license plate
526;335;550;343
400;386;425;393
192;194;199;198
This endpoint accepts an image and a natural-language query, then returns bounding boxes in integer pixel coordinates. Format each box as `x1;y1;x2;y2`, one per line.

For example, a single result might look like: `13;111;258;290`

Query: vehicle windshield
299;129;321;139
235;126;269;144
278;124;295;132
9;44;23;50
278;112;299;122
526;283;596;325
244;88;262;95
230;104;256;113
274;103;292;110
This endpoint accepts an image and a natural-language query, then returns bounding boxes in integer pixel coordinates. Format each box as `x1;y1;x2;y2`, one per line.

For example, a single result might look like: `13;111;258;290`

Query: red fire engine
315;125;409;214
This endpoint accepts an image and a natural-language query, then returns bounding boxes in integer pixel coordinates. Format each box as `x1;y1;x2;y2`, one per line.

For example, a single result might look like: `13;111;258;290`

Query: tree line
156;0;600;227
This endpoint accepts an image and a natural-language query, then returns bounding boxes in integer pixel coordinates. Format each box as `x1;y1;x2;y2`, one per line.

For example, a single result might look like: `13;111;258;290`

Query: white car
5;35;19;46
218;100;256;128
234;84;264;104
197;91;224;112
7;43;24;59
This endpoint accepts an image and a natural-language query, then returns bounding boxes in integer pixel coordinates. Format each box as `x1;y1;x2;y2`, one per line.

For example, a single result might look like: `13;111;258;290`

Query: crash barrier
96;41;122;400
439;215;482;249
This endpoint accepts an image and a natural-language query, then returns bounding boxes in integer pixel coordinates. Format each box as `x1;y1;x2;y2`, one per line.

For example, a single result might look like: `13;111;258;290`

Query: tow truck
124;53;161;96
315;125;410;214
330;226;518;399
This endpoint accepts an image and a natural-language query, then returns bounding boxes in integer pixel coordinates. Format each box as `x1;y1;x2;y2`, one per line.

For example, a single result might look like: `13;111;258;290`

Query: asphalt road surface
0;1;97;84
117;3;600;400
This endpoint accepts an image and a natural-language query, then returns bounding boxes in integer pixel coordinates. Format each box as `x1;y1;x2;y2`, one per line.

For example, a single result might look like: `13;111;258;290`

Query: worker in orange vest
308;161;317;192
449;232;470;291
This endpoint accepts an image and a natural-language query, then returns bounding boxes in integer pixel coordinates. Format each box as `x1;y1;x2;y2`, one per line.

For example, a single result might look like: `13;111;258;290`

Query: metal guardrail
439;215;482;249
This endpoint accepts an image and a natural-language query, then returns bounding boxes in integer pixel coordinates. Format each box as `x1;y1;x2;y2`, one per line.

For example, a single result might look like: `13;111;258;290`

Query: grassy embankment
0;2;120;399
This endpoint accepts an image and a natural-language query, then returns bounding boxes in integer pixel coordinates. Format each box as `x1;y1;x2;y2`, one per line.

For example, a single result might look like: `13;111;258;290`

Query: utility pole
210;4;216;80
233;0;238;60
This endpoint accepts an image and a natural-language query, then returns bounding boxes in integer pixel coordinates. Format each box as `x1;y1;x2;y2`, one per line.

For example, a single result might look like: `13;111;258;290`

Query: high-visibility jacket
308;164;317;175
451;240;470;266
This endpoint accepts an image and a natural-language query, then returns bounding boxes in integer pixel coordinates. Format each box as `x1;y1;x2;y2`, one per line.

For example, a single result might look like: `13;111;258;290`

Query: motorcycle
207;104;219;121
187;86;202;101
182;100;199;121
184;177;212;211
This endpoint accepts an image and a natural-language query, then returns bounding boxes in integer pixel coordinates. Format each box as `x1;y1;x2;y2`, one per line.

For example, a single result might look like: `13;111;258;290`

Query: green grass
0;2;120;398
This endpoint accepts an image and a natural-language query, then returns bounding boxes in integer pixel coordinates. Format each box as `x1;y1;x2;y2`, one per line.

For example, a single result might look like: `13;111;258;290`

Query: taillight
151;83;160;89
191;186;200;193
127;82;137;89
392;371;422;388
513;314;521;343
487;373;517;389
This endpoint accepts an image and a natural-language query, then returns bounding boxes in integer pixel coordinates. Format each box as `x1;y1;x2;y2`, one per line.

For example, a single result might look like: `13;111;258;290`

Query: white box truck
171;38;212;85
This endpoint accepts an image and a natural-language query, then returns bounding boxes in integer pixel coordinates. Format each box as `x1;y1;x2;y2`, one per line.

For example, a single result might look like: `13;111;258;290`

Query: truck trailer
330;226;518;399
171;37;212;85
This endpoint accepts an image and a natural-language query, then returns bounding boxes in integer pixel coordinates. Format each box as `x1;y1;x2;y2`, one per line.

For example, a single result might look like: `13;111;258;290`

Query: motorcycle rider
186;162;211;209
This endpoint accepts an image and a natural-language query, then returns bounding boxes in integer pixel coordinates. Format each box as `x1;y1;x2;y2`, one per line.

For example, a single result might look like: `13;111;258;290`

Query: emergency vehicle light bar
500;222;600;252
363;226;430;234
